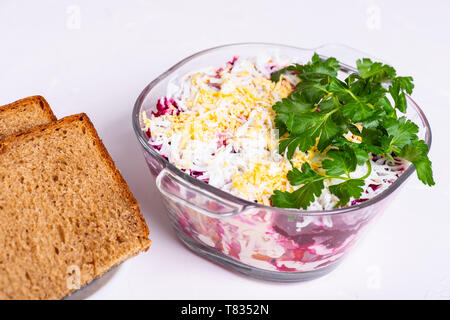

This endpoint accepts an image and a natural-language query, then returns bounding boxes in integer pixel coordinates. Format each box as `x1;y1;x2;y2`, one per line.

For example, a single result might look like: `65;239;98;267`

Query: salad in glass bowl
133;43;433;281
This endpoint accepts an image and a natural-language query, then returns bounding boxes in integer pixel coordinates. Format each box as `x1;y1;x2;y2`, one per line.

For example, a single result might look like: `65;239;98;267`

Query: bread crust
79;113;151;249
0;95;57;121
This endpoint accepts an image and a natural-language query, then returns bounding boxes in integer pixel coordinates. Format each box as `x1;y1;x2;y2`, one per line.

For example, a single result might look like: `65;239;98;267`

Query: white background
1;0;449;300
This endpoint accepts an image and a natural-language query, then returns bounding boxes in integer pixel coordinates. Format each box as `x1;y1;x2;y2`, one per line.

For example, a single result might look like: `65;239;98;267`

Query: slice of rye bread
0;113;150;300
0;96;56;139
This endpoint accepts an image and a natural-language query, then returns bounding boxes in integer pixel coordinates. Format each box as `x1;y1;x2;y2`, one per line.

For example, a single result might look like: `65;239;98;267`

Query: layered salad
142;53;433;272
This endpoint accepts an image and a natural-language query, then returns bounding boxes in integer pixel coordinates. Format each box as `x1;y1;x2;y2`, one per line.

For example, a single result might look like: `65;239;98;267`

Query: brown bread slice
0;113;150;300
0;96;56;139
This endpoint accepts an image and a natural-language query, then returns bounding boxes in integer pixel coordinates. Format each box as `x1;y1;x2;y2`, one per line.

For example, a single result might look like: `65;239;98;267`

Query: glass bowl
132;43;432;282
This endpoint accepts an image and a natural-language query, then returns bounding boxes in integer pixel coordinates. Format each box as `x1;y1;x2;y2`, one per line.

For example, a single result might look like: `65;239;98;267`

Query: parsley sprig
269;53;434;210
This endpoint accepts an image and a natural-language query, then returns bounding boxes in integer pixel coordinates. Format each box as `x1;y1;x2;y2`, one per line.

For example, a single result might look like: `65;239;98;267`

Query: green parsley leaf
399;140;435;186
356;58;396;81
273;92;315;115
383;116;419;150
270;180;325;209
342;101;375;122
388;77;414;113
286;162;323;186
279;135;313;158
270;163;326;209
332;137;370;166
413;156;435;186
329;179;365;207
322;146;357;177
394;76;414;95
399;139;427;162
277;108;342;154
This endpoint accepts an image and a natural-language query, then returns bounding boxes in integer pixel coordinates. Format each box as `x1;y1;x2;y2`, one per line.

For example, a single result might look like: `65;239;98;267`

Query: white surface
1;0;449;300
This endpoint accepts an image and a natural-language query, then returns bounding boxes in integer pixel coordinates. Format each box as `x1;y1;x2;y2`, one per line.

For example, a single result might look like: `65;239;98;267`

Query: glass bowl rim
132;42;432;217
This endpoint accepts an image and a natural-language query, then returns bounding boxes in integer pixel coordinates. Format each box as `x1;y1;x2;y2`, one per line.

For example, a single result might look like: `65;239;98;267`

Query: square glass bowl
132;43;431;282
